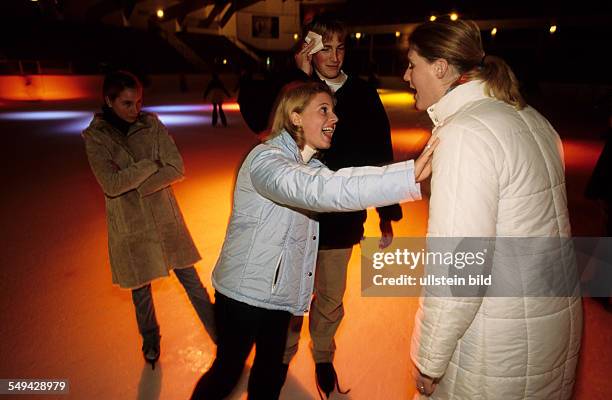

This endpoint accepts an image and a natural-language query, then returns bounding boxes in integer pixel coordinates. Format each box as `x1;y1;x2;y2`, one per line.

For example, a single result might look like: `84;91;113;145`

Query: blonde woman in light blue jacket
191;81;437;400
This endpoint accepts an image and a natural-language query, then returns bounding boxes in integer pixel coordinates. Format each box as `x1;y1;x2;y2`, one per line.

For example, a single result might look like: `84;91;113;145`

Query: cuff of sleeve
411;357;443;380
413;182;422;201
406;160;422;201
136;181;152;196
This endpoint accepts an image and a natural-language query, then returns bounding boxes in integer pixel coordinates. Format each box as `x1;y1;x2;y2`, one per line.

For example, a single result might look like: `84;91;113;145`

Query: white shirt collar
300;145;317;163
426;80;489;127
316;70;348;93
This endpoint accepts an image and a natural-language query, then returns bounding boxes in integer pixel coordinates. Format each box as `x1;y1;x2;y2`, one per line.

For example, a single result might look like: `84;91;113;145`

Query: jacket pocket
271;252;284;294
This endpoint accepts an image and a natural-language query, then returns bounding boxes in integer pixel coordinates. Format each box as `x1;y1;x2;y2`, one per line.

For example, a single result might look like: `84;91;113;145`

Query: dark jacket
238;68;402;248
585;133;611;202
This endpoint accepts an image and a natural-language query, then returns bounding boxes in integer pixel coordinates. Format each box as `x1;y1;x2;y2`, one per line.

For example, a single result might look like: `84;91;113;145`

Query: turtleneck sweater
102;105;133;135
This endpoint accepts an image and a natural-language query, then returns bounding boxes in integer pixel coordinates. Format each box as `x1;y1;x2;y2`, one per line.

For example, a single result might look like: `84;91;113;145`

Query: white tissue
304;31;324;55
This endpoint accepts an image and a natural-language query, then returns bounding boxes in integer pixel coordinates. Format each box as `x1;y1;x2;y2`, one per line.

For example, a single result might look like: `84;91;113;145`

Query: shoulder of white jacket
435;120;503;160
458;96;512;118
248;143;289;167
441;99;518;133
252;141;284;155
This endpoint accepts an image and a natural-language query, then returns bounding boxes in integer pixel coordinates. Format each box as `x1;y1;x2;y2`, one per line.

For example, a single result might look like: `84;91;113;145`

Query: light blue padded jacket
212;130;421;315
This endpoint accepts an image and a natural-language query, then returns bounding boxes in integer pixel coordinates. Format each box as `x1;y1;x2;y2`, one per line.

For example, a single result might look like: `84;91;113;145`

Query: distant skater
204;72;231;127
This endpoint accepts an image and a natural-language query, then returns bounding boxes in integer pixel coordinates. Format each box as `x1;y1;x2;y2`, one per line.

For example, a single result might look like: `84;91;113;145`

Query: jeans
131;266;216;344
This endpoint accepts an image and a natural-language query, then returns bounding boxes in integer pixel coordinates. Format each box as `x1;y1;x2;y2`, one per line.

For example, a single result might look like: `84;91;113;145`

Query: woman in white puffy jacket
404;19;582;399
191;81;437;400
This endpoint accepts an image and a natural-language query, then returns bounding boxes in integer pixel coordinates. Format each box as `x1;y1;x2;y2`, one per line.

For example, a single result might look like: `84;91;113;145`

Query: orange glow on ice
223;102;240;111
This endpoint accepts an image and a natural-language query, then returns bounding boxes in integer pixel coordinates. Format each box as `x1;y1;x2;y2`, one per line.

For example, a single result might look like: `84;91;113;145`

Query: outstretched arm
249;149;423;212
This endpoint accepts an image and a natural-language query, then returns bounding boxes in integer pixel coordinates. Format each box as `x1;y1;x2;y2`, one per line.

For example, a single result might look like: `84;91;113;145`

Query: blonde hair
269;81;333;149
409;18;526;109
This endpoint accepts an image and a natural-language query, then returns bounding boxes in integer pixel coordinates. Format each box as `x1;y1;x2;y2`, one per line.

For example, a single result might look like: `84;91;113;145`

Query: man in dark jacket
585;96;612;310
238;15;402;397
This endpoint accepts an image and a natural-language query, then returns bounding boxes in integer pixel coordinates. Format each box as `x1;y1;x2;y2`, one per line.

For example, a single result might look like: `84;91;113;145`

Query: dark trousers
191;292;291;400
212;102;227;127
131;266;216;344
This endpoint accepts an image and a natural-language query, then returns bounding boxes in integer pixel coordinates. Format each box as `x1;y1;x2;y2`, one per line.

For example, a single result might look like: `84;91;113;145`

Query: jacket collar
90;112;152;138
313;71;350;95
87;113;153;160
426;80;488;127
101;105;132;135
267;130;324;167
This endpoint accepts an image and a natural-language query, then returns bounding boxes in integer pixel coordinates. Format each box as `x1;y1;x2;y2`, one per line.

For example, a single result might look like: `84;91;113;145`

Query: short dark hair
302;14;347;43
102;70;142;101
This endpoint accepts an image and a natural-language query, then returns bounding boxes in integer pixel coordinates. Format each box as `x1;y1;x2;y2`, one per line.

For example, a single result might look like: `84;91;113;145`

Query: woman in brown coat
82;71;216;369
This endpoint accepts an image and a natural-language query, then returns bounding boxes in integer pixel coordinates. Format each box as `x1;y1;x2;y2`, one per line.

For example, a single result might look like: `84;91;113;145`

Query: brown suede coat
82;112;201;289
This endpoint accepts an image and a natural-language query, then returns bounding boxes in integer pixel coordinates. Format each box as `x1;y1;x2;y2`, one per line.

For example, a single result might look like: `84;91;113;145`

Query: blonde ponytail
471;55;526;109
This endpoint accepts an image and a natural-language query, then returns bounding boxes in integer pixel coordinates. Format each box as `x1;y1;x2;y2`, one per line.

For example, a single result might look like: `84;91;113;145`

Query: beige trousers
283;247;353;364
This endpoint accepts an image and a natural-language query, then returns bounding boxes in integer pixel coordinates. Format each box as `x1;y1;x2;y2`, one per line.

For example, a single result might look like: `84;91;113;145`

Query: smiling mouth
322;126;334;139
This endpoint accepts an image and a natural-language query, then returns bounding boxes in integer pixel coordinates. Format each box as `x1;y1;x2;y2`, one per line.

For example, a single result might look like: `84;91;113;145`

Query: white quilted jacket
411;81;582;400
